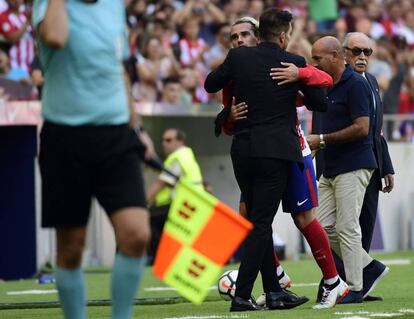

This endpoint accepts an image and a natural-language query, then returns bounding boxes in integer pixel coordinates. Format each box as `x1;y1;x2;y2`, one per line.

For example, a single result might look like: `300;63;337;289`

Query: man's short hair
232;17;259;37
166;128;186;143
259;8;293;41
213;22;230;36
163;76;180;86
175;129;186;142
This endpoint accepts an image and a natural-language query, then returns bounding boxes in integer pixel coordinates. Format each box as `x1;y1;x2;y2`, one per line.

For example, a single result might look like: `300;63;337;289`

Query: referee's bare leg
56;207;150;319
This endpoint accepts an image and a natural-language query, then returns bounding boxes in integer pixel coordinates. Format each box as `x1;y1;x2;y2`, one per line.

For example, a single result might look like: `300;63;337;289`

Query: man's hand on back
229;97;248;121
270;62;299;85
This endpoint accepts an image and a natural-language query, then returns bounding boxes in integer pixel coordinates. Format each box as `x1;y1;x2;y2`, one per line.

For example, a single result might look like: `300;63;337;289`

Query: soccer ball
217;270;238;301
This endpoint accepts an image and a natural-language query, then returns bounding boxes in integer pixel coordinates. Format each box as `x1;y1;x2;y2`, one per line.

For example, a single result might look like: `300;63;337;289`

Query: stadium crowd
0;0;414;139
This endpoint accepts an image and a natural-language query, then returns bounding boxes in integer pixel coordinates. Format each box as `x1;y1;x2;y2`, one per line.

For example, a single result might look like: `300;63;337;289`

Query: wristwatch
319;134;326;149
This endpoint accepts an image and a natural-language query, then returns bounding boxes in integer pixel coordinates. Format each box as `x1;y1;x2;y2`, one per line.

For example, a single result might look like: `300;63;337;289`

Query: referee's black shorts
39;121;147;228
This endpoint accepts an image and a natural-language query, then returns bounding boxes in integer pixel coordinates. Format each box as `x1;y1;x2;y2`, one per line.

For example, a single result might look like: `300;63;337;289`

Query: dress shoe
338;290;363;304
363;259;389;298
230;296;265;312
364;295;383;302
266;289;309;309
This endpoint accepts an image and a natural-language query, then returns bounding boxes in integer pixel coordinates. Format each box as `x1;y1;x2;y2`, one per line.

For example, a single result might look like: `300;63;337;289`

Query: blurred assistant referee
33;1;155;318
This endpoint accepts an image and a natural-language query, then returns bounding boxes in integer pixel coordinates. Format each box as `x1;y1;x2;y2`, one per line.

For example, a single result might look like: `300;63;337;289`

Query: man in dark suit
343;32;395;253
204;8;327;312
341;32;394;301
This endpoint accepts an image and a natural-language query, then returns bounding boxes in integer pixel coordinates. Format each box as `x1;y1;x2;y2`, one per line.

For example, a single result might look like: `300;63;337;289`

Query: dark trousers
148;205;170;264
333;169;381;279
359;170;381;252
230;137;289;298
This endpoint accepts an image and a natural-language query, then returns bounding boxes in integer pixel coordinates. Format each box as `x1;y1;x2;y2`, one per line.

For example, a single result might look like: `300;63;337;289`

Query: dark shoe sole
364;266;389;298
364;295;383;302
268;297;309;310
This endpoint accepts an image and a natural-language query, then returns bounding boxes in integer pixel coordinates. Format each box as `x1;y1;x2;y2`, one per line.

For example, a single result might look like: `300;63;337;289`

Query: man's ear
279;32;286;46
331;50;340;62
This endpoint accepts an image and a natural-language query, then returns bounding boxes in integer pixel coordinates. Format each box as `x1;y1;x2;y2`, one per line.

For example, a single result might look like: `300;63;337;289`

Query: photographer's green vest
155;146;203;207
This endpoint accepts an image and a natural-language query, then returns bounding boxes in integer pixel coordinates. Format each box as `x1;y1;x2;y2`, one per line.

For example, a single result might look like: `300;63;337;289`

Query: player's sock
111;252;146;319
301;219;337;280
324;275;339;286
273;251;281;267
276;265;284;277
55;266;87;319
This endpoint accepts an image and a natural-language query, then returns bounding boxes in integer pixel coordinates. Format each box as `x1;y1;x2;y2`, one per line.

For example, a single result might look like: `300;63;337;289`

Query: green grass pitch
1;251;413;319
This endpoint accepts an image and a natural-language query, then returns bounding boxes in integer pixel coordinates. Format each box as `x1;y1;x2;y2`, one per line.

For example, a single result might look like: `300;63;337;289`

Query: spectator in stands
135;35;180;102
0;48;9;75
178;16;208;69
398;10;414;47
367;41;392;93
382;39;410;140
308;0;338;33
175;0;226;46
248;0;264;21
30;53;43;98
380;0;405;37
222;0;249;23
203;22;231;70
179;66;208;103
0;46;29;83
159;76;191;105
0;0;34;74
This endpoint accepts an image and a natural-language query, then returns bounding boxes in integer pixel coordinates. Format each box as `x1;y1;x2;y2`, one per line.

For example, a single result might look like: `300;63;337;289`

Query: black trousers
148;205;170;264
333;169;381;279
359;169;381;252
231;137;289;299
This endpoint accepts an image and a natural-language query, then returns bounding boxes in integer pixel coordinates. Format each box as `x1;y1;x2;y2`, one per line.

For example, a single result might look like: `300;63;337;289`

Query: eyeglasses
344;46;373;57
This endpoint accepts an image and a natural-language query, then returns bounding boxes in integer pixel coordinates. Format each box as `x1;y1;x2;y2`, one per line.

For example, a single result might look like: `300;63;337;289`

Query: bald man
307;36;384;304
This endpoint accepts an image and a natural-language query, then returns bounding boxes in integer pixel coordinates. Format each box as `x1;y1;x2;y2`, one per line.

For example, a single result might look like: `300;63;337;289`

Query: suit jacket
365;72;394;182
205;42;327;163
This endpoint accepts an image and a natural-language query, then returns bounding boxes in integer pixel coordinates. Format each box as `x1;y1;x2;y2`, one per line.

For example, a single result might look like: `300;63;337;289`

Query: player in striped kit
215;16;349;309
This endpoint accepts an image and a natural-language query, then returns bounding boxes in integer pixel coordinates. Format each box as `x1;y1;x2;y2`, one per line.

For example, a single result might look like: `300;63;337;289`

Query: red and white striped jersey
179;38;206;67
296;114;311;157
0;10;34;72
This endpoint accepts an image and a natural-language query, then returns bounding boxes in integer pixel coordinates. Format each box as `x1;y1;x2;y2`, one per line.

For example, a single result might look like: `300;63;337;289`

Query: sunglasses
344;46;373;56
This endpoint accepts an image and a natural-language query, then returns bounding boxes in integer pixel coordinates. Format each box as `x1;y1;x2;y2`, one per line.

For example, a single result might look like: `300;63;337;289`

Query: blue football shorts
281;154;318;213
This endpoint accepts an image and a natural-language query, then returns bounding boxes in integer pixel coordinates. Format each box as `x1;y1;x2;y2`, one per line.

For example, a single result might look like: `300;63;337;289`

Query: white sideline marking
336;311;408;318
145;283;320;292
368;314;403;317
165;316;248;319
336;312;370;315
399;309;414;313
337;317;368;319
7;289;57;295
145;286;216;292
381;259;411;266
